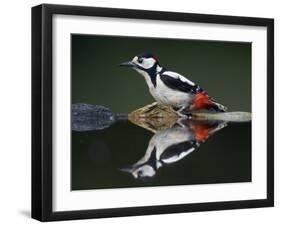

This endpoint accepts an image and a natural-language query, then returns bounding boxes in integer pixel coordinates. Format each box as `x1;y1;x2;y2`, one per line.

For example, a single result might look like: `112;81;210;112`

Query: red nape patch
190;124;213;142
152;55;159;62
192;92;213;110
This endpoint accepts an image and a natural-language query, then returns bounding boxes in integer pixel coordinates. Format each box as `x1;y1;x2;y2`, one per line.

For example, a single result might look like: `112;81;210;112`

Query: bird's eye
138;58;143;64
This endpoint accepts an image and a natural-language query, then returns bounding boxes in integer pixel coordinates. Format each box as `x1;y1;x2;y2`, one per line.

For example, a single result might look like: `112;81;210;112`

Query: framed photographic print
32;4;274;221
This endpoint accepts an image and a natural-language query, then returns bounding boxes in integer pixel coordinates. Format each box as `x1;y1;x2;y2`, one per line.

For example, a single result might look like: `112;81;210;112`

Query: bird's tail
192;92;227;112
207;101;228;112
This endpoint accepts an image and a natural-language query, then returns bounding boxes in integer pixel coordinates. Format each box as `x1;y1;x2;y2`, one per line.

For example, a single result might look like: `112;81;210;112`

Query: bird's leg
172;106;192;119
175;118;187;128
210;121;228;134
172;106;183;116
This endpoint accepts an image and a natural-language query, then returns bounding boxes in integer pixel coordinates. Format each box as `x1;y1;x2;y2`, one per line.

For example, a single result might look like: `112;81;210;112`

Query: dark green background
71;34;252;190
72;34;251;113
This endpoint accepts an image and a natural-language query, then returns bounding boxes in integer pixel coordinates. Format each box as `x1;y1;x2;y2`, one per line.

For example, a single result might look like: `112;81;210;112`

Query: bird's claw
171;106;192;119
176;111;192;119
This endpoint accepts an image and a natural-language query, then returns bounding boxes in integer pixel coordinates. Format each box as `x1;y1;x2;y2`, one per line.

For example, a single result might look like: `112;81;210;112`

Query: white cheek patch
141;58;156;69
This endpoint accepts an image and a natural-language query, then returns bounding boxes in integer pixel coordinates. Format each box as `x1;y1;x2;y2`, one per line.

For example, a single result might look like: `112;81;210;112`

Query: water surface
71;120;251;190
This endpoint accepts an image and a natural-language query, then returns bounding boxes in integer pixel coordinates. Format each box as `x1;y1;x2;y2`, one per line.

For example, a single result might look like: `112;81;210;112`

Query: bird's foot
172;106;192;119
178;112;192;119
211;121;228;133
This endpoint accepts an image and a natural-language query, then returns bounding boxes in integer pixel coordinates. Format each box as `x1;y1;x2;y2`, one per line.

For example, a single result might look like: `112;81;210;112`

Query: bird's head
120;147;159;180
120;52;161;76
120;164;157;179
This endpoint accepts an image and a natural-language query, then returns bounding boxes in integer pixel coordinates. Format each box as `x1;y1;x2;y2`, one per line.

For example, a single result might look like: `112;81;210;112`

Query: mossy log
128;102;251;133
128;102;178;132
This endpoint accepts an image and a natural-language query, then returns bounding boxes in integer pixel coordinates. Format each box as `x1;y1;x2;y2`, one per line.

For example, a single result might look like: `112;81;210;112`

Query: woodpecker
121;119;227;179
120;53;227;116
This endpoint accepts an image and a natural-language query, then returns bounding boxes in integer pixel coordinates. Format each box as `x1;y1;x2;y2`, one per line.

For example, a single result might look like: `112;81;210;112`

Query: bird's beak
119;61;135;68
119;166;134;173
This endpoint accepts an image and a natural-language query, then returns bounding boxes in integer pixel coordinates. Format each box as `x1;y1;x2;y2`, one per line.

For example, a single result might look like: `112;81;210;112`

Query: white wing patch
162;71;195;86
161;147;196;164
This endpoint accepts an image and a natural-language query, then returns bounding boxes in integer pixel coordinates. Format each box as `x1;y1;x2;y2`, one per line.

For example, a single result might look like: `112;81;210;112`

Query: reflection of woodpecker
120;53;227;117
121;120;227;179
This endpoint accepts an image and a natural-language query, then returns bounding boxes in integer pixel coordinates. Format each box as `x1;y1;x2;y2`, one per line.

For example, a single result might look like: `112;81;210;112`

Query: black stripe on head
133;146;158;172
146;64;157;87
146;147;158;170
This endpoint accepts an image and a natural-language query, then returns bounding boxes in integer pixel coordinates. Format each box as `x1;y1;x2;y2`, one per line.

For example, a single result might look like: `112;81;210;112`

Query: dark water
71;120;251;190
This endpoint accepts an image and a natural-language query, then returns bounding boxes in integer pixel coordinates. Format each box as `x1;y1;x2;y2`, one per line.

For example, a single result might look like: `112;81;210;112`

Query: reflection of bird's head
120;164;157;179
132;165;156;179
120;147;158;179
120;52;160;76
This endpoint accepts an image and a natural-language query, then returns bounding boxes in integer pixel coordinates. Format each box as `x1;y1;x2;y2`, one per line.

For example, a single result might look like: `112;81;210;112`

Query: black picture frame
32;3;274;222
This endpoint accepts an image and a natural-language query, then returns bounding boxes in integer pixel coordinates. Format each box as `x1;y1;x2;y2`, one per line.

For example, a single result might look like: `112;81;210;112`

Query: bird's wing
160;71;198;93
159;141;198;164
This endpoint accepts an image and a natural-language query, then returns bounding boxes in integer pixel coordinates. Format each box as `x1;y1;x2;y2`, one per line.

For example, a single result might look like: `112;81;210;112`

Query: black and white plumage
120;120;227;179
120;53;227;115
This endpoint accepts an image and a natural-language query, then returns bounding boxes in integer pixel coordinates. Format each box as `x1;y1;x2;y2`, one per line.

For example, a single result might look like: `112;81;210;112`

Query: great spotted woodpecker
121;119;227;179
120;53;227;116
